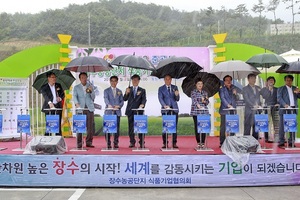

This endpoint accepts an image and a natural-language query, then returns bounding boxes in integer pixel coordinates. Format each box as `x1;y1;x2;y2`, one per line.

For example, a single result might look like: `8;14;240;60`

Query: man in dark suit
104;76;124;148
123;74;147;148
277;75;300;148
242;73;262;140
219;75;238;147
40;71;65;136
260;76;278;142
158;74;180;148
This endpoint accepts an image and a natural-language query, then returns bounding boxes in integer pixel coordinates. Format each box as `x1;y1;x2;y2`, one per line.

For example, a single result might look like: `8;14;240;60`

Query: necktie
252;86;256;95
133;87;137;97
113;88;116;98
167;86;171;94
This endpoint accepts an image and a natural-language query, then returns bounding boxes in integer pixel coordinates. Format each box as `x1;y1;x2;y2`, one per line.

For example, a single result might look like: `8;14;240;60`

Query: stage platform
0;136;300;187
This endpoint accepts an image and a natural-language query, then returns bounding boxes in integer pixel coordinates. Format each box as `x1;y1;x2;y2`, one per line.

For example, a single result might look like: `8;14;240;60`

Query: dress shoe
278;143;285;148
86;144;95;148
107;145;112;149
162;144;167;148
129;143;135;148
288;143;296;148
114;144;119;148
173;144;179;148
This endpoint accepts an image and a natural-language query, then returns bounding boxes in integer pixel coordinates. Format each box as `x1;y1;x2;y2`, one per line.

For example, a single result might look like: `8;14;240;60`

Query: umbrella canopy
276;60;300;74
210;60;260;80
150;56;203;79
65;56;113;72
181;72;221;98
111;54;156;71
246;53;288;68
32;69;75;93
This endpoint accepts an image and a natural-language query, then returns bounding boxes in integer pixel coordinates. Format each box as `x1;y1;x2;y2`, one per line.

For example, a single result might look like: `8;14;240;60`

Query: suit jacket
277;85;300;114
158;84;180;114
41;83;65;112
219;85;238;115
103;87;124;116
260;87;278;106
73;83;95;112
242;84;262;116
123;86;147;116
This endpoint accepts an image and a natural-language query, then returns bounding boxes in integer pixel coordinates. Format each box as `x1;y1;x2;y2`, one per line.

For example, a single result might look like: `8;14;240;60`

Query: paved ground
0;186;300;200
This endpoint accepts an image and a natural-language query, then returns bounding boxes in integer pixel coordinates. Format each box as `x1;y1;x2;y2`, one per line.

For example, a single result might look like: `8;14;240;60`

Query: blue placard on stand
103;115;117;134
284;114;297;132
255;114;269;132
197;115;211;134
0;115;2;133
17;115;30;135
45;115;59;134
134;115;148;134
162;115;176;134
73;115;87;133
225;114;239;133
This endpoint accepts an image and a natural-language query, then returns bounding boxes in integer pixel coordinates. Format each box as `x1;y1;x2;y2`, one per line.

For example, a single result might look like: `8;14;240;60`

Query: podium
194;108;213;152
252;107;272;150
13;108;30;151
132;108;149;152
0;108;7;151
102;108;118;151
44;108;62;136
280;107;300;150
70;108;88;152
161;108;179;152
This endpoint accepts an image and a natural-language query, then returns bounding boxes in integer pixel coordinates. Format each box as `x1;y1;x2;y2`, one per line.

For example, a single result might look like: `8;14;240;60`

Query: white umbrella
210;60;260;80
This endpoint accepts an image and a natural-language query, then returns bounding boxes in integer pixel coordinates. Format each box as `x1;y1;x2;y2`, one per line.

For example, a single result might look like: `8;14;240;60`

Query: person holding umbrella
123;74;147;148
40;71;65;136
103;76;124;148
190;78;209;148
73;72;95;148
219;75;238;147
158;74;180;148
277;75;300;148
260;76;278;142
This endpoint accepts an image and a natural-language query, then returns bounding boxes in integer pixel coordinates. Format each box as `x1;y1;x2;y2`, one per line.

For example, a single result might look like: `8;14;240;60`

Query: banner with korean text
0;154;300;187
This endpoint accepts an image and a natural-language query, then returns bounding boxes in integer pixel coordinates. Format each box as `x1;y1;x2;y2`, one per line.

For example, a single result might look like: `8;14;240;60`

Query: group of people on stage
40;71;300;150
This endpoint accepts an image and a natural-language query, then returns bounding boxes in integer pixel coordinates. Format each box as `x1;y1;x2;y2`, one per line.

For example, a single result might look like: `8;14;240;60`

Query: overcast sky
0;0;298;22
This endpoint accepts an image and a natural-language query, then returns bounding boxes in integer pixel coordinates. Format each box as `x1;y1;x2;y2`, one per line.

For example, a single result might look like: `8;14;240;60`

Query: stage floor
1;135;299;155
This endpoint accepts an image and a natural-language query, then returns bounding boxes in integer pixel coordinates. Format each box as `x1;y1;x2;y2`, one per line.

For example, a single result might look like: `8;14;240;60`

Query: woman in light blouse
190;78;209;147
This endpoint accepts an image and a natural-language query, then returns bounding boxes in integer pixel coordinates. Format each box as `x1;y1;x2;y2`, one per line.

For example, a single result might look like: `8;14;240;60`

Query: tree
234;4;249;17
252;0;266;35
283;0;300;34
267;0;280;35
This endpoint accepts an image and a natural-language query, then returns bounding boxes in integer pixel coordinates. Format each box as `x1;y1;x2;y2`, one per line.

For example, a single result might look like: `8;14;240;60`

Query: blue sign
284;114;297;132
197;115;211;134
225;115;239;133
162;115;176;134
46;115;60;134
134;115;148;134
0;115;2;133
255;114;269;132
73;115;87;133
103;115;117;134
17;115;30;135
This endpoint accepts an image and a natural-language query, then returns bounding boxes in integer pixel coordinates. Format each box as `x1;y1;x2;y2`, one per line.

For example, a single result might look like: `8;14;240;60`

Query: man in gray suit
73;72;95;148
103;76;124;148
242;73;262;140
277;75;300;148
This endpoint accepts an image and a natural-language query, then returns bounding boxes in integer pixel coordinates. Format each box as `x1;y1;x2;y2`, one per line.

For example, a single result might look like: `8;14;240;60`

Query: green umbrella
32;69;76;93
246;53;288;68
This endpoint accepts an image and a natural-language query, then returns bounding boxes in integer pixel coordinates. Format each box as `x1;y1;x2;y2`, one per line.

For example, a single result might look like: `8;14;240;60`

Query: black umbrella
111;54;156;71
150;56;203;79
32;69;75;93
276;59;300;84
181;72;221;98
65;56;113;72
